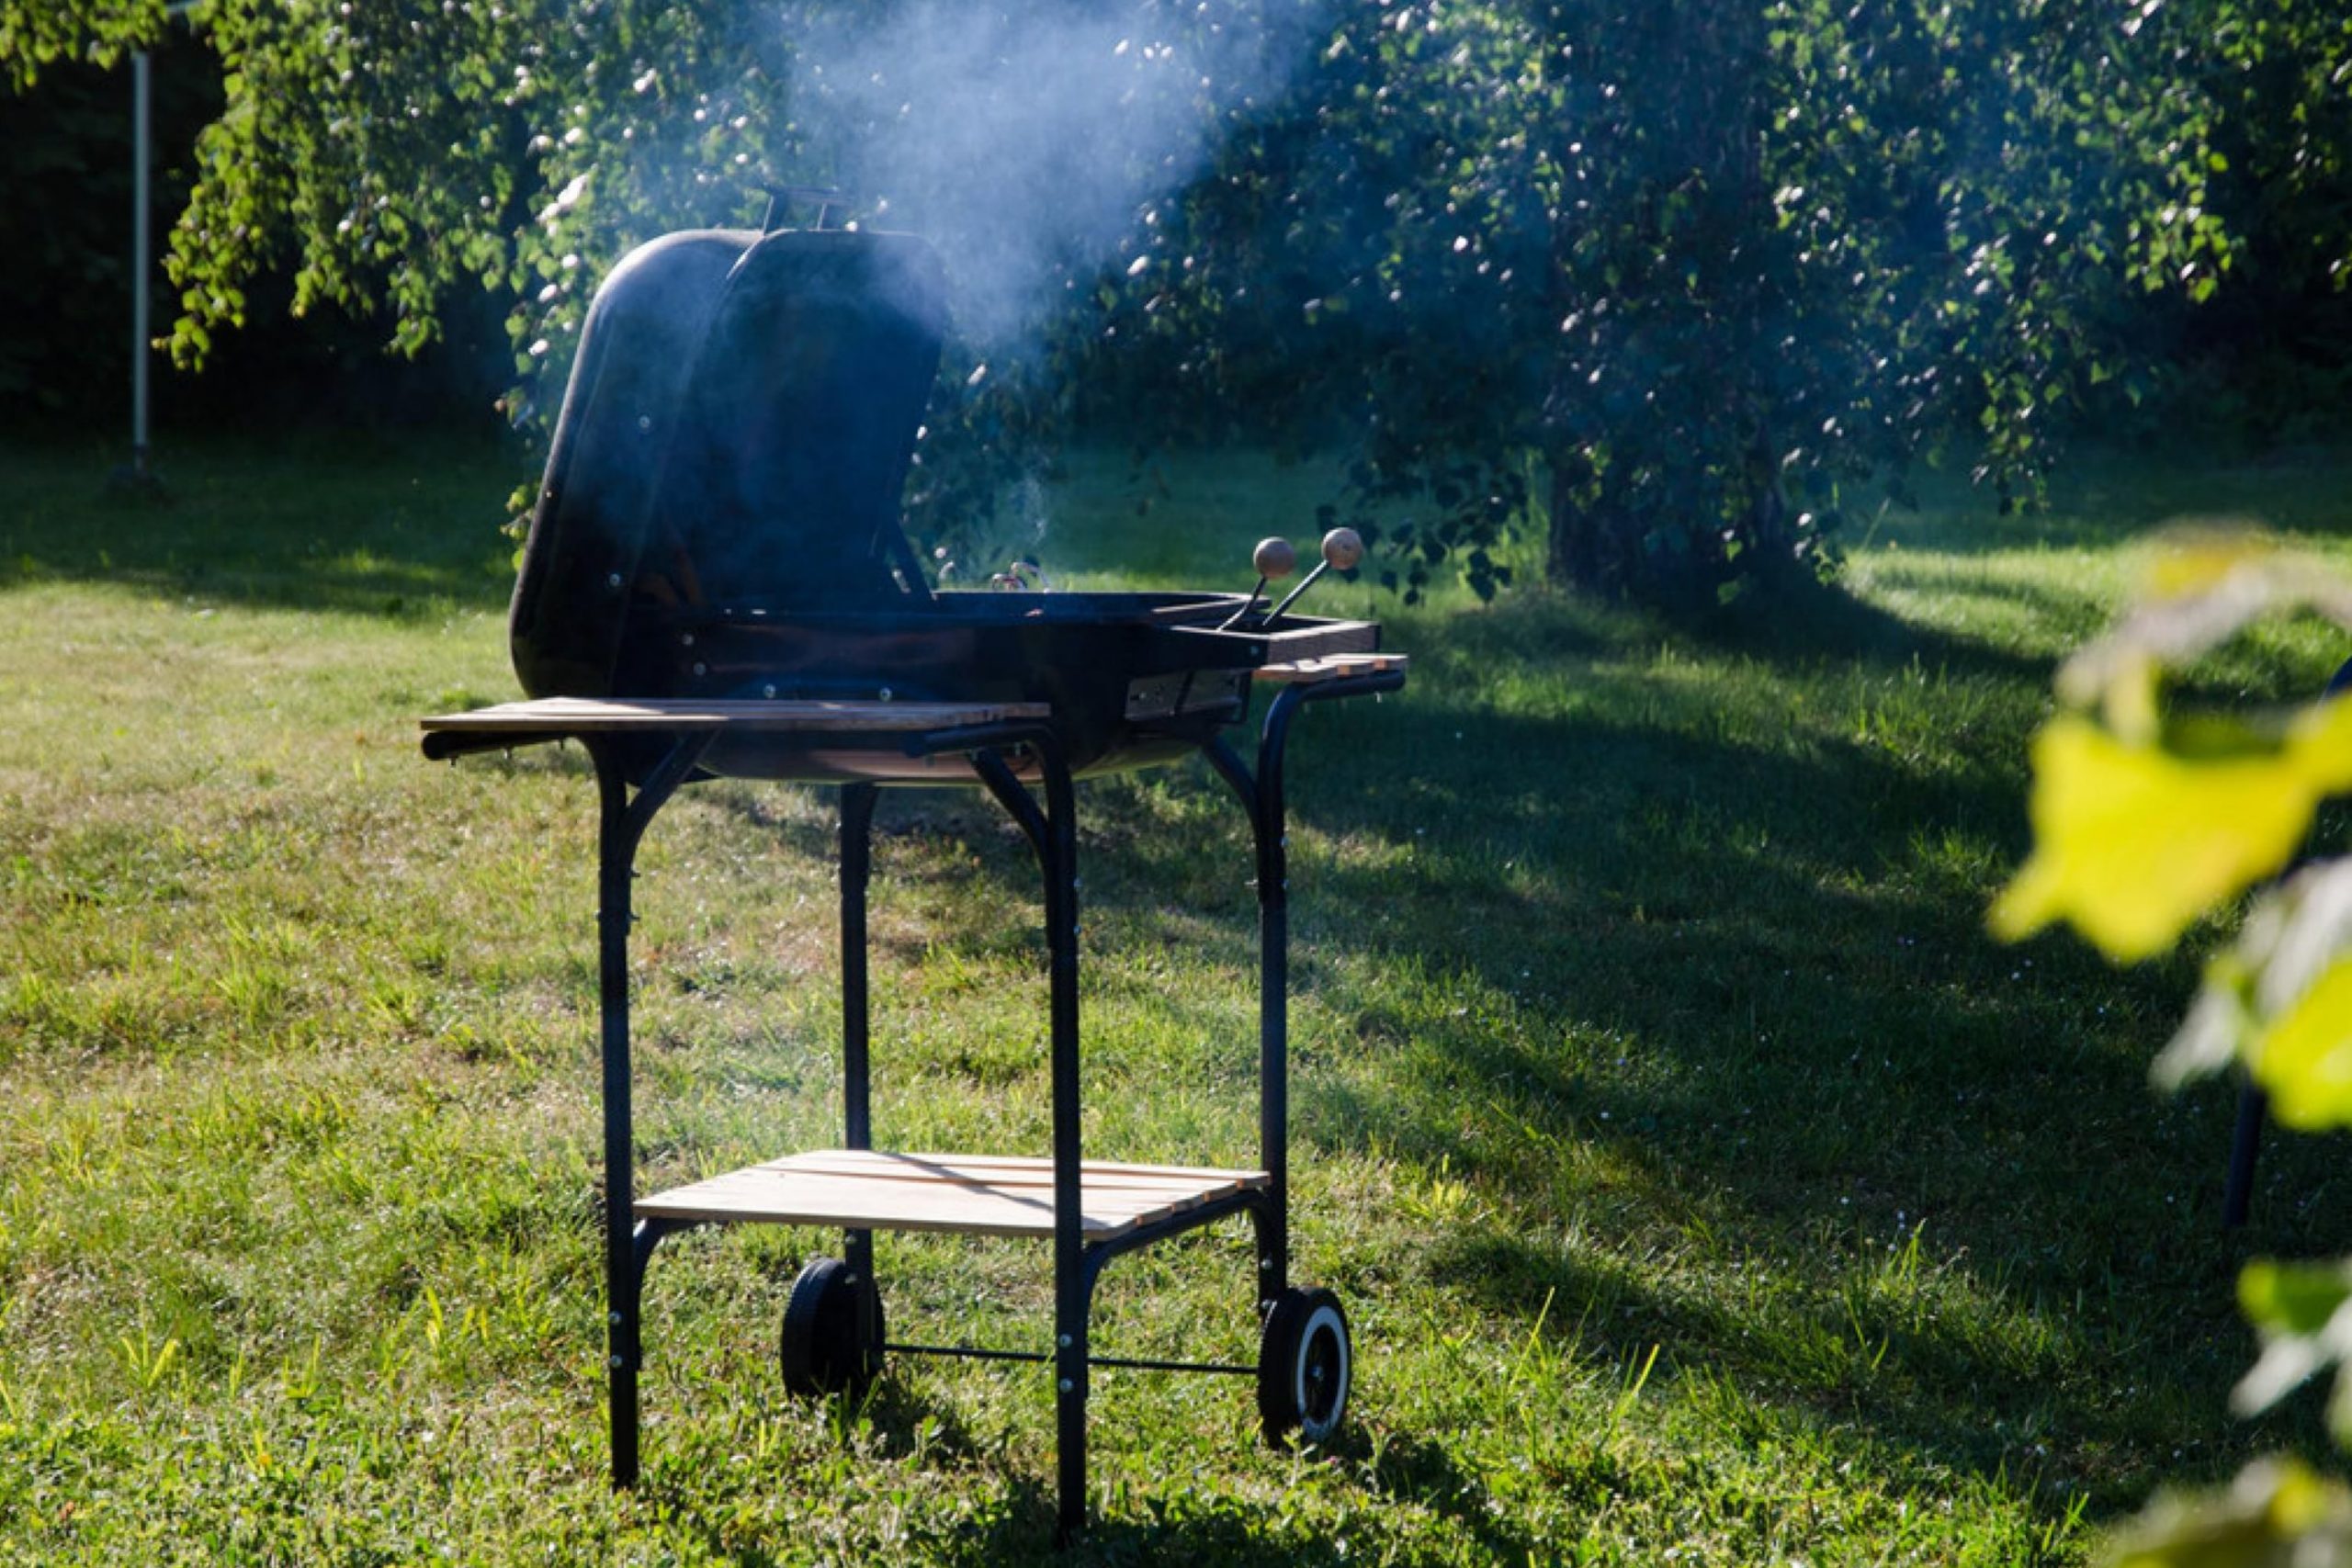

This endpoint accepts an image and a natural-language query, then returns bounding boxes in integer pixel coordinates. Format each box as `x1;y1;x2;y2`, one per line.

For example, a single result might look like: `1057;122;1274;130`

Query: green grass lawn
4;431;2350;1564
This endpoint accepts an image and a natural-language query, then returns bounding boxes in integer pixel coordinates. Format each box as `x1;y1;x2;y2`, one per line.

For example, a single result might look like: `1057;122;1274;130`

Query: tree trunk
1544;449;1656;599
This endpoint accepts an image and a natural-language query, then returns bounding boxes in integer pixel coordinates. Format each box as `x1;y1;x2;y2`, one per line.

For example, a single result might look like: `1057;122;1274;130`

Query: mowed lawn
3;431;2349;1565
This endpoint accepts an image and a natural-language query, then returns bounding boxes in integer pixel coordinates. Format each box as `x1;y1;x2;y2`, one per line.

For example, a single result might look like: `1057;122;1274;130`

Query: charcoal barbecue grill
421;216;1405;1537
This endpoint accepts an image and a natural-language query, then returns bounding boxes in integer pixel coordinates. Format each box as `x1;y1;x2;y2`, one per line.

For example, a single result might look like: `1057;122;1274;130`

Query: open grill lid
509;226;950;698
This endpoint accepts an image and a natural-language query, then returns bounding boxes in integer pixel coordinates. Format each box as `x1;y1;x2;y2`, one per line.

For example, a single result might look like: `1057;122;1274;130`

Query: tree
6;1;2347;605
2;0;797;400
1090;0;2256;605
0;0;1261;558
2131;0;2352;445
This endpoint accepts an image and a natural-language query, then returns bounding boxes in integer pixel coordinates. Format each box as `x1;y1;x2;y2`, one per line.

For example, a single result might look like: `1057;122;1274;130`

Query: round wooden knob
1253;536;1298;579
1320;527;1363;571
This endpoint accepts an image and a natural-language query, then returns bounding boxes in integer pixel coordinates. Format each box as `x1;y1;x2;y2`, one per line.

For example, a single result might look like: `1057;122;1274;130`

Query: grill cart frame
421;653;1403;1536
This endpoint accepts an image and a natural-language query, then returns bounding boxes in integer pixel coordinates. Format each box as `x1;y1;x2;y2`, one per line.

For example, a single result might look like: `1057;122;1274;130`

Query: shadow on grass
0;434;525;619
774;581;2349;1514
1697;570;2076;682
348;440;2352;1527
643;1382;1544;1566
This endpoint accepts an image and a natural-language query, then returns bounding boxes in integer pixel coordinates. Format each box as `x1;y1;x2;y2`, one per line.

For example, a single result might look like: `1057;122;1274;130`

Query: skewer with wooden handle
1261;528;1363;629
1217;536;1297;630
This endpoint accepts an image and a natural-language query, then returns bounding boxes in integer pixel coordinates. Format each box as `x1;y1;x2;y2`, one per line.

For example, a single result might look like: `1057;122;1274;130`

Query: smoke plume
785;1;1314;352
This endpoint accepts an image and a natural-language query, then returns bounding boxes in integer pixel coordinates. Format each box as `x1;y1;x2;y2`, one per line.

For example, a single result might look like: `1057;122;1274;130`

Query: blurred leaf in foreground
2233;1260;2352;1438
2246;960;2352;1134
1990;716;2327;962
2104;1457;2352;1568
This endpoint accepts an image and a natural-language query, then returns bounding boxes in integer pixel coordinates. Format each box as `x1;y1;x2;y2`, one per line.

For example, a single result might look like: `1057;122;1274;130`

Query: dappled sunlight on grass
7;434;2352;1560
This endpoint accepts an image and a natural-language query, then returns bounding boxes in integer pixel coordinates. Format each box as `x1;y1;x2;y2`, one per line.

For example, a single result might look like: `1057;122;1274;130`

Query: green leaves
1999;535;2352;1563
1997;532;2352;961
2235;1260;2352;1433
1988;714;2328;962
2246;955;2352;1134
2105;1458;2352;1568
0;1;168;92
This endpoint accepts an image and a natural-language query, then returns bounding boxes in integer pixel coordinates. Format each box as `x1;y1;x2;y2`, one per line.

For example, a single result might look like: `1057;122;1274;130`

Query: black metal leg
1044;755;1085;1540
840;784;879;1286
614;1215;683;1476
973;740;1088;1539
1211;678;1399;1313
587;736;711;1491
1207;690;1311;1313
2225;1083;2267;1229
1206;736;1288;1312
1256;690;1307;1308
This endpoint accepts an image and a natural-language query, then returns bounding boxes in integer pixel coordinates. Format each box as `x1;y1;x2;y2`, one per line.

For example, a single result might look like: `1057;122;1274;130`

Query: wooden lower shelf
637;1150;1269;1240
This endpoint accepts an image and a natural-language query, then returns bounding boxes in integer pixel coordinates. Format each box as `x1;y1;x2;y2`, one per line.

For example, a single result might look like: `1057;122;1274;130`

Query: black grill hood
510;227;950;698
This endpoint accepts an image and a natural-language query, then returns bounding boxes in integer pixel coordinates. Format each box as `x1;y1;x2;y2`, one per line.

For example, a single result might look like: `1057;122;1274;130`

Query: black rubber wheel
1257;1286;1351;1449
779;1257;885;1397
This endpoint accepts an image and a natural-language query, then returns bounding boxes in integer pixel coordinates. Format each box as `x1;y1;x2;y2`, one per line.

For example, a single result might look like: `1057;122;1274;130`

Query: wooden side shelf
638;1150;1269;1240
422;695;1050;737
1252;652;1408;684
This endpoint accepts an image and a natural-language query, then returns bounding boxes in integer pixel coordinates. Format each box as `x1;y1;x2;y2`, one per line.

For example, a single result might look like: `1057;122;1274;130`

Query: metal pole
967;743;1089;1540
584;734;711;1488
839;783;879;1294
1038;747;1086;1541
130;50;152;482
117;5;200;493
591;750;644;1488
1254;688;1309;1312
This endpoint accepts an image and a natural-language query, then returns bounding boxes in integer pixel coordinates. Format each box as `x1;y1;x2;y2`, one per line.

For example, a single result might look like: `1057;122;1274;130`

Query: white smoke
784;1;1314;351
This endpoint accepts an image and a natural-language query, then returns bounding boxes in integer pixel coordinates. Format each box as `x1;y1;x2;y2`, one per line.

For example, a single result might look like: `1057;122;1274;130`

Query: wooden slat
636;1149;1267;1239
420;695;1049;738
775;1153;1254;1201
1252;652;1409;685
796;1151;1263;1186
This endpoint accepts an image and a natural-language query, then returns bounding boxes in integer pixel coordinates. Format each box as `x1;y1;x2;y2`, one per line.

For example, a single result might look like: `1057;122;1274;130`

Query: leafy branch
1997;530;2352;1564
